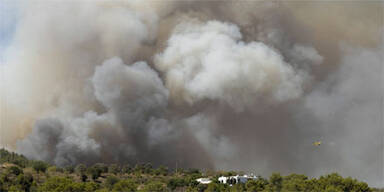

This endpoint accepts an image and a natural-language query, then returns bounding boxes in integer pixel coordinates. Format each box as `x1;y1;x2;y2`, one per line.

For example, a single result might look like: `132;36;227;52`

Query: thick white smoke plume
155;21;308;111
0;0;382;187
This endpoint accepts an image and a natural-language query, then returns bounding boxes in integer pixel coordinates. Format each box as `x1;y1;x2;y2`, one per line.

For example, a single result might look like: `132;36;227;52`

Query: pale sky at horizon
0;0;19;64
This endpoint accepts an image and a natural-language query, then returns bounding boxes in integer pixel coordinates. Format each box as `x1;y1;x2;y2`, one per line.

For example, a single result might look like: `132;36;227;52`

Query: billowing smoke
155;20;312;111
18;57;171;165
0;0;382;187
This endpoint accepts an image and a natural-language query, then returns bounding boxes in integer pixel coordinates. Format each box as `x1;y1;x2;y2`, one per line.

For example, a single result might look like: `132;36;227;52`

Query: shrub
94;163;108;173
142;181;166;192
246;177;268;192
81;174;88;182
167;177;187;190
32;161;48;173
47;166;57;173
16;173;34;191
8;166;23;176
56;167;64;173
121;164;132;174
108;164;120;175
155;165;168;176
37;177;99;192
37;177;74;192
105;176;120;189
75;164;87;175
205;182;221;192
112;179;137;192
65;166;75;174
88;167;102;181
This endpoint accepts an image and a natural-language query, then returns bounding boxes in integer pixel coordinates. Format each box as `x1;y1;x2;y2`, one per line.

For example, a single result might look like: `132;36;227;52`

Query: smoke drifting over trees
0;0;382;187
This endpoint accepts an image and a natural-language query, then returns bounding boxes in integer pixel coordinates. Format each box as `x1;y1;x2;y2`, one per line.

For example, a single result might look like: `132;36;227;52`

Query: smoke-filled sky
0;0;383;187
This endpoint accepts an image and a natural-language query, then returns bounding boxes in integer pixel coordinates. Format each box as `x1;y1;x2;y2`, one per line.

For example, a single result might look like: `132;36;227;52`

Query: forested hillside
0;149;379;192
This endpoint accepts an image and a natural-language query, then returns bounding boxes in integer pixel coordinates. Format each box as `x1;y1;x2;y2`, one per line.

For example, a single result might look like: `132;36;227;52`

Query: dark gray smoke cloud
0;0;382;187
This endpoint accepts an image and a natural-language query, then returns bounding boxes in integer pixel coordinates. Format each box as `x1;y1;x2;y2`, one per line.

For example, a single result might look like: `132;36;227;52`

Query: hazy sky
0;0;19;63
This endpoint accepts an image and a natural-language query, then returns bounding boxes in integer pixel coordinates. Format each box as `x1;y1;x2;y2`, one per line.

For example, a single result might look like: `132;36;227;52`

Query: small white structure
196;178;212;184
218;174;258;185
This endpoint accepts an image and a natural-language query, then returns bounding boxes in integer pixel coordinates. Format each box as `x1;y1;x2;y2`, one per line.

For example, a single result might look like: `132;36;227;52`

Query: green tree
155;165;168;176
230;183;246;192
8;166;23;176
167;177;187;190
47;166;58;173
37;177;99;192
281;174;308;192
15;173;34;192
83;182;99;192
75;164;87;175
267;173;283;192
112;179;137;192
222;171;237;177
37;177;74;192
352;181;371;192
32;161;48;173
94;163;108;173
95;188;109;192
317;173;346;191
81;174;88;182
134;164;143;174
246;177;269;192
56;167;64;173
0;149;30;168
65;165;75;174
122;164;132;174
105;176;120;189
142;181;166;192
205;182;221;192
88;167;102;181
8;184;24;192
108;164;120;175
143;163;153;174
186;168;201;175
325;185;343;192
0;179;4;191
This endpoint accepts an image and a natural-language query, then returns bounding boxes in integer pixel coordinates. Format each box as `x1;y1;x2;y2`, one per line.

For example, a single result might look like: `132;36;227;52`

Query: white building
218;174;258;185
196;178;212;184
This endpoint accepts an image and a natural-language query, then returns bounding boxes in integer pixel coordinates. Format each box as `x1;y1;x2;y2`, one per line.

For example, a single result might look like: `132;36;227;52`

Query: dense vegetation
0;149;380;192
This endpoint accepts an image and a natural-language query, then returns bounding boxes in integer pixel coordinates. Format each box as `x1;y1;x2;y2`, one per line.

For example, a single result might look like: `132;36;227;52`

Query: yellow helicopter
312;141;322;146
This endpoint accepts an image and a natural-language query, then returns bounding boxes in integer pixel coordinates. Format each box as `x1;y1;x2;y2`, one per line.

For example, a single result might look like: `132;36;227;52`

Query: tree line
0;148;379;192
